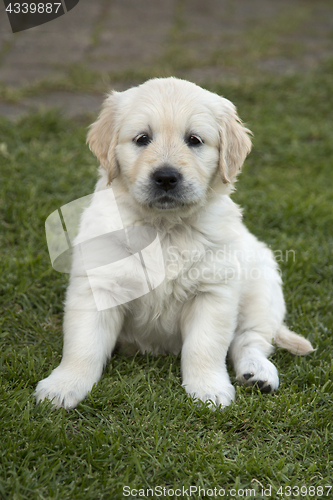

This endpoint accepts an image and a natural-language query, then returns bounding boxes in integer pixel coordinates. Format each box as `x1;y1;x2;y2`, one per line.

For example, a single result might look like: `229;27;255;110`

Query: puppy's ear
218;99;252;184
86;92;120;184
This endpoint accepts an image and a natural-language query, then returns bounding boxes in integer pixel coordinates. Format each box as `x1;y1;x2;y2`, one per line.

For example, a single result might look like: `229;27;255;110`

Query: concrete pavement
0;0;332;119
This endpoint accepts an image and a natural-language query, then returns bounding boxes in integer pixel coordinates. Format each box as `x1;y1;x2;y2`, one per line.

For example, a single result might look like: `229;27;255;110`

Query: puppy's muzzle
151;166;182;192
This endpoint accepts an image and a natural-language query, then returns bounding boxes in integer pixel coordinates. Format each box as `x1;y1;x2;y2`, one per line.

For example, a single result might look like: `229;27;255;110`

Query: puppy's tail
274;325;314;355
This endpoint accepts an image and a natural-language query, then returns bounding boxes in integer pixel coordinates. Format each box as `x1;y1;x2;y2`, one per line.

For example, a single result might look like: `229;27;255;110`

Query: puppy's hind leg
229;324;314;393
228;331;279;393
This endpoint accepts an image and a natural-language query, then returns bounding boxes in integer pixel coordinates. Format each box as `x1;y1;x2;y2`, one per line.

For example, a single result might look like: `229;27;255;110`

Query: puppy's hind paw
242;376;273;393
236;357;279;393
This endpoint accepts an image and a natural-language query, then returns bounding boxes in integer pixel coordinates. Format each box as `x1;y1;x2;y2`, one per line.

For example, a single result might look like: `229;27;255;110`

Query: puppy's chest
127;251;198;334
125;235;210;332
126;285;184;352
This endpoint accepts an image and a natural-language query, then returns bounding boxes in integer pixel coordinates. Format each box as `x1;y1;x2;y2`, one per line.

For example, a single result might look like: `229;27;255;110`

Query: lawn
1;65;333;499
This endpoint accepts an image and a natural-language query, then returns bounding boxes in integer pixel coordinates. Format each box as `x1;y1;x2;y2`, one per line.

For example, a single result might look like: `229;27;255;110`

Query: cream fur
35;77;313;409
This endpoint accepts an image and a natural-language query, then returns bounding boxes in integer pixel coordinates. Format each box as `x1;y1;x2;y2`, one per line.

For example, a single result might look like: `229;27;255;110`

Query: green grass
1;66;333;500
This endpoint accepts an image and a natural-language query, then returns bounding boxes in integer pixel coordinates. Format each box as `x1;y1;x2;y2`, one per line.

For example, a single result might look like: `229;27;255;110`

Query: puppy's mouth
134;166;203;211
148;194;186;210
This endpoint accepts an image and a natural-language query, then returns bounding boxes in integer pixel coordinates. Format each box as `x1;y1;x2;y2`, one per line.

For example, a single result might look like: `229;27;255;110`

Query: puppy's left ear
218;99;252;184
86;91;120;184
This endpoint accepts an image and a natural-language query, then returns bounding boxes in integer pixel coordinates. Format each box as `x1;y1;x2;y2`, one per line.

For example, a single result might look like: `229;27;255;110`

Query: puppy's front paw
183;377;235;410
236;357;279;393
34;366;94;409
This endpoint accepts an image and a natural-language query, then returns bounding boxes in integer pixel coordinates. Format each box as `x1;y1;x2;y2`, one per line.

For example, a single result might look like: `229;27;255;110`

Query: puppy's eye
186;134;203;147
134;134;151;146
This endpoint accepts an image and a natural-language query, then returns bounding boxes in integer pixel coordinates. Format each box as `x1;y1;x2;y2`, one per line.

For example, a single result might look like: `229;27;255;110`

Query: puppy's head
87;78;251;213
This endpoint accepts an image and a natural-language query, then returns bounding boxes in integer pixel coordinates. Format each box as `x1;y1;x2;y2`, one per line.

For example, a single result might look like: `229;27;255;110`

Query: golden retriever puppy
35;77;313;409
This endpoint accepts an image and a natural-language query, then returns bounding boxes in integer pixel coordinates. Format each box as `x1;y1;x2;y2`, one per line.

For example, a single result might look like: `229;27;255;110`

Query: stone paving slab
0;93;105;119
87;0;176;73
0;0;102;86
0;0;333;120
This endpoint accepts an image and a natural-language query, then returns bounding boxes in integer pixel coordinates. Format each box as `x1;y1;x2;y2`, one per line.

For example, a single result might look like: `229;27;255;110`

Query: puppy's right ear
86;92;120;184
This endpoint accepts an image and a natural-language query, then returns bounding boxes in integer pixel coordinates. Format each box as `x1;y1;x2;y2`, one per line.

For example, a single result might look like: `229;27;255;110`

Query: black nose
152;167;181;192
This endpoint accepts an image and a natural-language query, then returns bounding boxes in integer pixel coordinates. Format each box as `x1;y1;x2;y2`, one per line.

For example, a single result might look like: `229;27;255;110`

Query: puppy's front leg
35;278;123;408
181;292;237;409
